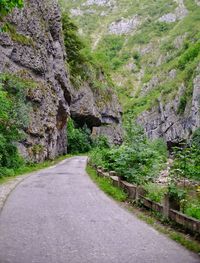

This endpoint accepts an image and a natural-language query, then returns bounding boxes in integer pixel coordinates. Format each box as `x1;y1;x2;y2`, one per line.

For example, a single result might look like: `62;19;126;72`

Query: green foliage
62;12;88;85
0;0;23;17
0;73;30;176
144;183;167;203
192;128;200;147
185;201;200;220
90;121;167;185
177;96;187;114
170;140;200;181
63;0;200;122
67;118;92;154
61;11;114;96
86;166;127;202
92;135;110;149
93;35;125;70
178;41;200;70
168;183;186;201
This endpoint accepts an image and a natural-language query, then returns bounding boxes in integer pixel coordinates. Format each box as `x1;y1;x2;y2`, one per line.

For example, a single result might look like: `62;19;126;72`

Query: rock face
108;16;140;35
158;0;188;23
138;69;200;145
70;83;123;145
0;0;71;162
0;0;123;161
83;0;115;7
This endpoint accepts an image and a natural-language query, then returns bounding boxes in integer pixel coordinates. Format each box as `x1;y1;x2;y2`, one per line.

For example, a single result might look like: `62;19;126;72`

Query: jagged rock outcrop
83;0;115;7
70;83;123;145
138;67;200;146
0;0;123;161
108;15;140;35
158;0;188;23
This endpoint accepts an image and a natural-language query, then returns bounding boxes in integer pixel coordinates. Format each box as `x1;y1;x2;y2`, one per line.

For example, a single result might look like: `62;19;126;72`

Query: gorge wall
64;0;200;145
137;67;200;146
0;0;122;162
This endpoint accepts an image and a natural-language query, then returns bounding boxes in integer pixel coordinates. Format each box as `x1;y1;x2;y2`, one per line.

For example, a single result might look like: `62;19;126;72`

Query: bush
144;183;167;203
93;35;124;71
185;202;200;220
192;128;200;147
92;136;110;149
178;41;200;70
90;121;167;185
0;167;15;178
170;140;200;181
62;13;88;85
67;118;92;154
0;73;28;172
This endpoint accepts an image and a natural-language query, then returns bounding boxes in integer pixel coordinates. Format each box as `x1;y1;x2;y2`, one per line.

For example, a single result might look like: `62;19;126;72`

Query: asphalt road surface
0;156;199;263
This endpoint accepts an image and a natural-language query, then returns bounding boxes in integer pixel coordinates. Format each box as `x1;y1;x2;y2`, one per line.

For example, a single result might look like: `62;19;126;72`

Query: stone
137;67;200;144
70;82;123;145
108;15;140;35
195;0;200;6
83;0;115;7
70;8;83;17
0;0;71;162
158;0;188;23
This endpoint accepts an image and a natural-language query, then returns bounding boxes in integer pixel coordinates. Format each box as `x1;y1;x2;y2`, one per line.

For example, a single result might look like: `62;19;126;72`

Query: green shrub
0;167;15;178
192;128;200;147
92;136;110;149
170;140;200;181
67;118;92;154
168;183;186;201
144;183;167;203
62;12;88;85
93;35;124;71
90;121;167;185
177;95;187;114
178;41;200;70
153;22;173;34
61;11;114;91
185;202;200;220
0;73;29;172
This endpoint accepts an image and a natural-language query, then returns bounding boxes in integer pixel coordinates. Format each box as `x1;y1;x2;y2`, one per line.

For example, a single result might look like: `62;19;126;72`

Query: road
0;156;199;263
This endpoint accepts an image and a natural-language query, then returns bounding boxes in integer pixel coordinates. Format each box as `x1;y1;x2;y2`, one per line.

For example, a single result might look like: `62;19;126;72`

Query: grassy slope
62;0;200;116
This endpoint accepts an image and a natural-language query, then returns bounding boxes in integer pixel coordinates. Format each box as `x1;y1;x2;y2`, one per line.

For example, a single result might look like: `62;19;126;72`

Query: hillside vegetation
63;0;200;116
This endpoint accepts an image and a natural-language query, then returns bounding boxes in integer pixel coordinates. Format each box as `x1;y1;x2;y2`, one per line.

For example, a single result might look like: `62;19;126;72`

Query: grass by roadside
0;154;74;185
86;166;127;202
86;165;200;255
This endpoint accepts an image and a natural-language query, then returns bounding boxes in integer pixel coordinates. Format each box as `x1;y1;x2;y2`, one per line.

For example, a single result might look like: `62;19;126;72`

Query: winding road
0;156;199;263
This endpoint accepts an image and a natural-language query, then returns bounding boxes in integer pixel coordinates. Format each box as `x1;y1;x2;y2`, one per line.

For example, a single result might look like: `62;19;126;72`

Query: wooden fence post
163;194;170;218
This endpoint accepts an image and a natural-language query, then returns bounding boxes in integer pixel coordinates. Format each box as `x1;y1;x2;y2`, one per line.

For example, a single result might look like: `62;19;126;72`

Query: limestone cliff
70;82;123;145
0;0;122;161
137;65;200;146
